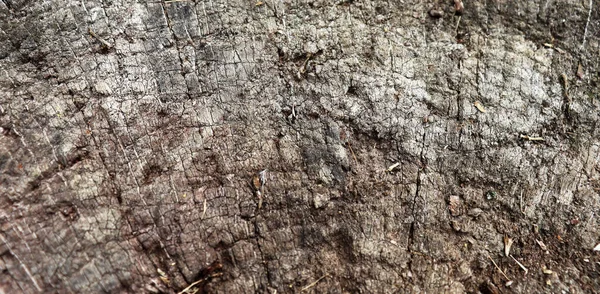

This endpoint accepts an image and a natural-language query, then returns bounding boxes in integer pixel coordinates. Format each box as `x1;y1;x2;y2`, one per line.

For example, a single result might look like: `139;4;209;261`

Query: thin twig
301;274;329;291
455;16;462;37
347;142;358;165
178;278;205;294
487;255;510;280
177;273;223;294
582;0;593;49
510;255;529;274
88;28;113;49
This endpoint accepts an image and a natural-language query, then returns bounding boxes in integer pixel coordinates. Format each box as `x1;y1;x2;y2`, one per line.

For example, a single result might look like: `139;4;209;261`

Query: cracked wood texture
1;0;600;293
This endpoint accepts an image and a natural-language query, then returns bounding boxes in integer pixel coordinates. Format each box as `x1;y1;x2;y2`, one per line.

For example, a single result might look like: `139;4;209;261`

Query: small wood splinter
88;28;113;49
511;255;529;274
301;274;329;291
520;134;544;141
487;255;510;281
386;162;400;172
252;169;268;209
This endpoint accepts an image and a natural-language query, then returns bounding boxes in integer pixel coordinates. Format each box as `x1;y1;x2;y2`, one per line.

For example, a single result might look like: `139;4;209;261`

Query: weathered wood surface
1;0;599;292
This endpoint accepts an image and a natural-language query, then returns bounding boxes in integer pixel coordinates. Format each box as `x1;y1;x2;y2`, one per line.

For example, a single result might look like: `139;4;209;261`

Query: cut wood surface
0;0;599;292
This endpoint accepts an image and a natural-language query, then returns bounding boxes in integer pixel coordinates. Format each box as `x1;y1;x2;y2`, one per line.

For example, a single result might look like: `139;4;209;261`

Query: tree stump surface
1;0;599;292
